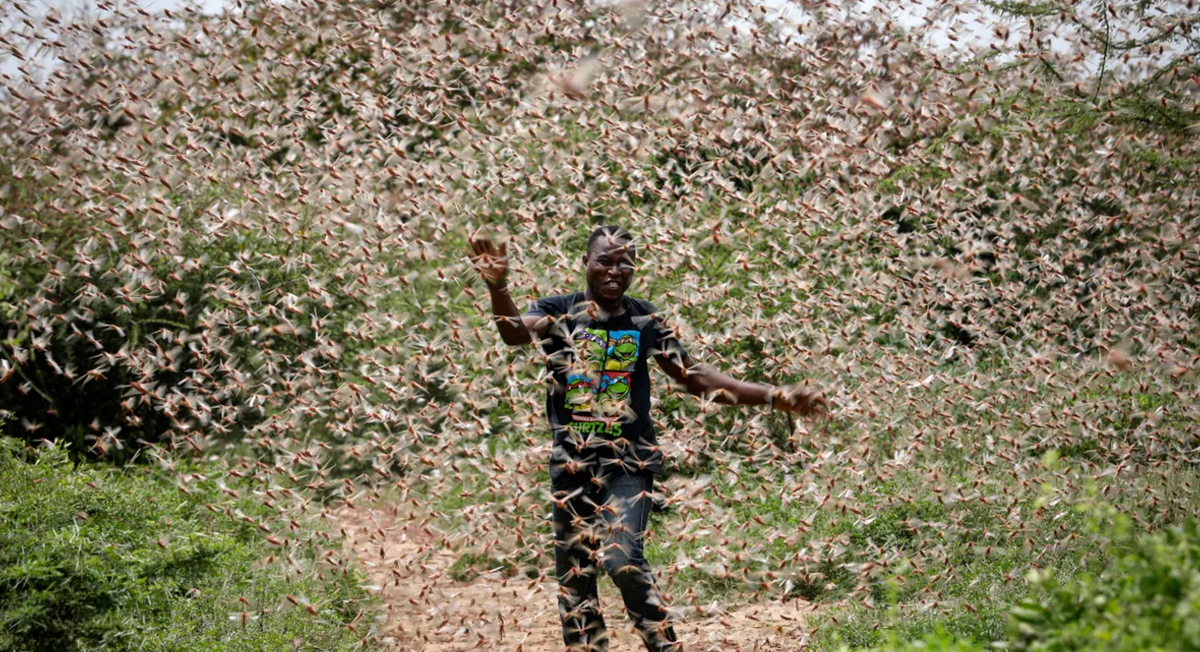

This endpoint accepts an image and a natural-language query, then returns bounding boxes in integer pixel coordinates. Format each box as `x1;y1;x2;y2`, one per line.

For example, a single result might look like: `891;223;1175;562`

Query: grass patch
0;438;376;652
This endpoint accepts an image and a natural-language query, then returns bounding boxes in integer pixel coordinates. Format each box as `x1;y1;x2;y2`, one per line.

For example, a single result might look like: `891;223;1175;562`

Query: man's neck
583;289;626;318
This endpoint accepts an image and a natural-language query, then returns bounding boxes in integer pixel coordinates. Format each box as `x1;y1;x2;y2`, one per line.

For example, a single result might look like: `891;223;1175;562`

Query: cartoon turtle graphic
564;376;594;410
604;334;638;371
598;374;631;412
577;329;608;371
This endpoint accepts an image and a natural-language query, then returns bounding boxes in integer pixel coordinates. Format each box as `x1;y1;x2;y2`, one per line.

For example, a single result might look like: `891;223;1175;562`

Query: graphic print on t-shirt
597;371;631;413
578;329;608;372
564;328;640;433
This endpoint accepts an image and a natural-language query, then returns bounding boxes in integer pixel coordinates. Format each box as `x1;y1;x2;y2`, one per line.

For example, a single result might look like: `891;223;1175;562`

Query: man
468;225;826;652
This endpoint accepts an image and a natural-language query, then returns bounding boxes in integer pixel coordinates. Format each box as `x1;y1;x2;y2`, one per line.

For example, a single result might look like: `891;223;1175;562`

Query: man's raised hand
468;228;509;289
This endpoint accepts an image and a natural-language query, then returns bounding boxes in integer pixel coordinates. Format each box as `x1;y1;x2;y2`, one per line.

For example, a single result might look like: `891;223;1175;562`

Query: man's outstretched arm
467;230;549;347
487;282;549;347
655;354;827;416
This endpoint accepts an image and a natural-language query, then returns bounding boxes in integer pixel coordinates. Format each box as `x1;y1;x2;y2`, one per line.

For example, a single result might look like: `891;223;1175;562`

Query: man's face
583;239;636;303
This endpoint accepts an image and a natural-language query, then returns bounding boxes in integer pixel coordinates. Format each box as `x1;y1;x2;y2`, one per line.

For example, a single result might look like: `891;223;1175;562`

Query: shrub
0;168;391;462
1010;519;1200;652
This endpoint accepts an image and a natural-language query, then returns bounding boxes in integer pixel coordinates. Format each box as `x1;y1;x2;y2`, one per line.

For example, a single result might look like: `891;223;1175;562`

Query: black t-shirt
524;292;691;483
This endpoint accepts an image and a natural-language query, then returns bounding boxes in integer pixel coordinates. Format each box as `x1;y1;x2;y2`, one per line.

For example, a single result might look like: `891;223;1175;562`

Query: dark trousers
552;469;681;652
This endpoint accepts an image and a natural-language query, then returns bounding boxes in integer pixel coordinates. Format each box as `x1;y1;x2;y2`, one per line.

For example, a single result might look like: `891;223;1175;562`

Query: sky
3;0;1182;85
3;0;1014;81
2;0;224;79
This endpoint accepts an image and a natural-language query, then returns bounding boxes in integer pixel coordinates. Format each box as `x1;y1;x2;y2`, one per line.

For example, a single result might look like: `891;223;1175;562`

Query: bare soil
339;505;821;652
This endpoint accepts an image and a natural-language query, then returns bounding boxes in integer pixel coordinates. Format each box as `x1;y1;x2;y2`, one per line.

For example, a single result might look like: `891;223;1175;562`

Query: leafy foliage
1011;518;1200;652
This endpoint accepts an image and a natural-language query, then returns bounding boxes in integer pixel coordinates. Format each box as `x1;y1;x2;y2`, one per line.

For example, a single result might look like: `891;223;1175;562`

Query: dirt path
338;505;820;651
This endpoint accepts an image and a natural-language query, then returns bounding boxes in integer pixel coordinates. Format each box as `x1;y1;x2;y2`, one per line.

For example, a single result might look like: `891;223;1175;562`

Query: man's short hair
587;225;635;258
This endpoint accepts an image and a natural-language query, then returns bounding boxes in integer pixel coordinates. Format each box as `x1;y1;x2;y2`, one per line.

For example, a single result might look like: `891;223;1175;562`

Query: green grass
0;438;376;652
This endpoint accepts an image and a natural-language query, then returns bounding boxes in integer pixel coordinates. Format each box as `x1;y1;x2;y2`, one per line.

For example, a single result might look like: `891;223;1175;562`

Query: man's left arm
656;355;826;415
648;311;826;415
654;354;766;404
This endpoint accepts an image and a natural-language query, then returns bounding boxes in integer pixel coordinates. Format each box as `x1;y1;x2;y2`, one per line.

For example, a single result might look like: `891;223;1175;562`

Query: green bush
0;438;374;652
1010;519;1200;652
0;170;381;462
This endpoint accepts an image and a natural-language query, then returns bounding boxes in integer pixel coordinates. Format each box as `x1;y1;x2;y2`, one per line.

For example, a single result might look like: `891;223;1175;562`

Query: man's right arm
487;282;549;346
468;230;549;346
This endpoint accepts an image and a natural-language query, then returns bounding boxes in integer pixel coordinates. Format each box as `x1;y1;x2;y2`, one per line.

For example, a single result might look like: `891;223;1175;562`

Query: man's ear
580;252;590;268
